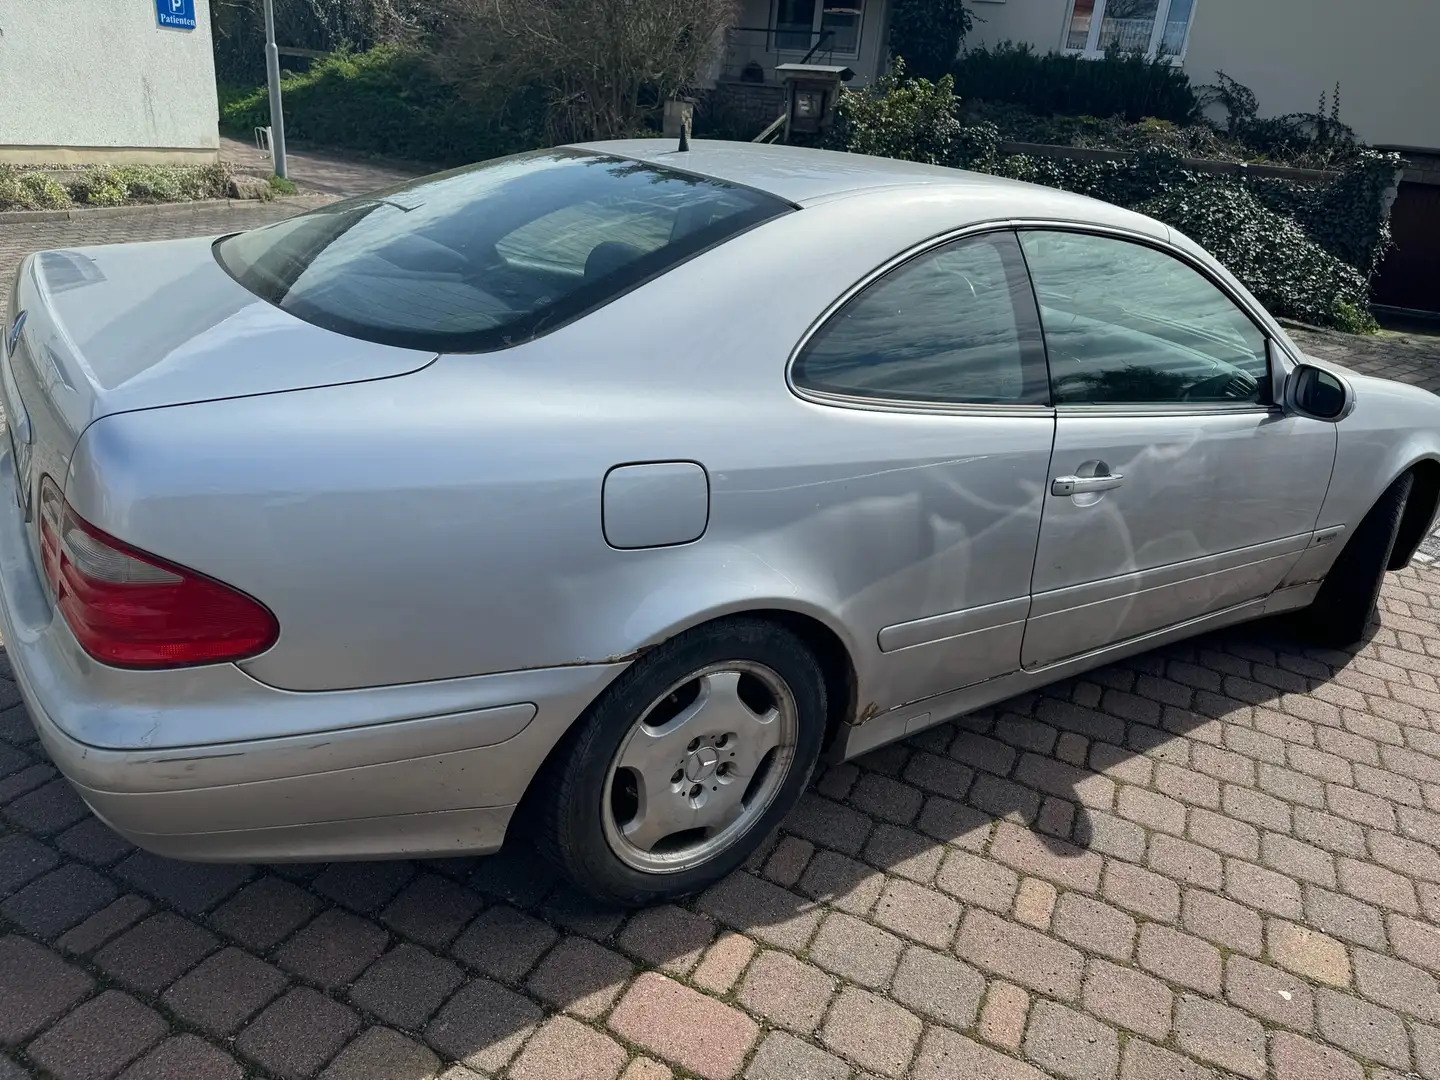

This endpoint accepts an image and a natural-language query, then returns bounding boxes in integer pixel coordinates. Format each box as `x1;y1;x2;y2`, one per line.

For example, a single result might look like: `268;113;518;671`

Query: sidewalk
220;136;421;198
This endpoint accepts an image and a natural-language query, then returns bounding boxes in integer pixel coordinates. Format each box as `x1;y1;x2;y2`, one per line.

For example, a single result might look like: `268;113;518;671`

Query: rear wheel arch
524;612;837;903
631;603;861;747
1389;458;1440;570
745;608;859;751
514;606;859;827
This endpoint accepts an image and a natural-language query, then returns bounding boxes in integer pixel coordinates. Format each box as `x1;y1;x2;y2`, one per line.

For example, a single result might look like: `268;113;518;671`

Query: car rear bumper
0;446;625;861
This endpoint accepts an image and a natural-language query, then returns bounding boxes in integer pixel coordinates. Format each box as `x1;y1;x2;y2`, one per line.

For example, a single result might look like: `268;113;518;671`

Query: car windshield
214;149;792;352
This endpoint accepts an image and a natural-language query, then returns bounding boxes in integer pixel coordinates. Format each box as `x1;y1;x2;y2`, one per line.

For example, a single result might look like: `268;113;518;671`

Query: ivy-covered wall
825;72;1403;333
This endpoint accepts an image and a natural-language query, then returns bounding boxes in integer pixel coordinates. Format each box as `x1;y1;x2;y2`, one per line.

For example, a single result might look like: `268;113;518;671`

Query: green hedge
952;42;1199;125
220;46;541;167
888;0;972;82
0;164;234;212
829;75;1397;332
1250;154;1399;279
1140;186;1374;333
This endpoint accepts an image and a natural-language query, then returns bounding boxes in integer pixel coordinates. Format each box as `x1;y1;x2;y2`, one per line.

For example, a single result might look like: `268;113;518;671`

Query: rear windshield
214;149;792;352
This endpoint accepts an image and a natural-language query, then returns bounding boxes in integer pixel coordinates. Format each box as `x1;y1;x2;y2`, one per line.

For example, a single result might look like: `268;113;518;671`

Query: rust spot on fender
855;701;882;725
599;644;655;666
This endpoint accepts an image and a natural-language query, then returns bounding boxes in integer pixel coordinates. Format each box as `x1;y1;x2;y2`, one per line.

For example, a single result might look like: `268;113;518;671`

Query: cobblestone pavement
8;206;1440;1080
1292;325;1440;397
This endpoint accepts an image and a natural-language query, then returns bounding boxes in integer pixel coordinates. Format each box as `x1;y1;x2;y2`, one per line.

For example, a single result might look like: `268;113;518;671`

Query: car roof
572;139;1049;206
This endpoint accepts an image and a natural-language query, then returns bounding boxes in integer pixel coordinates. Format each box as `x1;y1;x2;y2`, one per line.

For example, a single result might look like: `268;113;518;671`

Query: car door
1017;228;1337;670
789;229;1057;706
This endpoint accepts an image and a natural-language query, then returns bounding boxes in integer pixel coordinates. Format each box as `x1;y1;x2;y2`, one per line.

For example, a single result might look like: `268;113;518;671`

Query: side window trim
787;226;1055;414
1015;225;1277;413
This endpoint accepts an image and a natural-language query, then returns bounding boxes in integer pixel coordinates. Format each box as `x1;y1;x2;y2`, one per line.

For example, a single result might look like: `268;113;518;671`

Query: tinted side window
1019;231;1270;406
793;232;1048;406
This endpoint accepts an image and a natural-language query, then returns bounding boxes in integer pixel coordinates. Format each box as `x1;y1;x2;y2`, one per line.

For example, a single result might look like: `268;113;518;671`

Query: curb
1277;317;1335;335
0;194;337;225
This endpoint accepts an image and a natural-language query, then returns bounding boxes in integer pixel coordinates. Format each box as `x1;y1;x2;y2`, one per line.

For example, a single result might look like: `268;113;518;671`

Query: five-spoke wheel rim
601;660;799;873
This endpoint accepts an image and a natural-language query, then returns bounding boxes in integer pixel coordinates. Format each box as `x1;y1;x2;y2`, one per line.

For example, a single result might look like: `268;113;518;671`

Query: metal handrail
801;29;837;63
721;25;839;83
724;24;837;56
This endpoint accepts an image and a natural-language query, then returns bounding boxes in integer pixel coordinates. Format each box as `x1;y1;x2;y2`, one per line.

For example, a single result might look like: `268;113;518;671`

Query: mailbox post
774;63;854;143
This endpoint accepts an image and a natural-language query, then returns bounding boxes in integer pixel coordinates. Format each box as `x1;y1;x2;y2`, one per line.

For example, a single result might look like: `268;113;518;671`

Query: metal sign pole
262;0;289;179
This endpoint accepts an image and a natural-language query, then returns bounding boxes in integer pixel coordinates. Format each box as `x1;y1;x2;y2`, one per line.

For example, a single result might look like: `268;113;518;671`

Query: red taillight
38;476;277;669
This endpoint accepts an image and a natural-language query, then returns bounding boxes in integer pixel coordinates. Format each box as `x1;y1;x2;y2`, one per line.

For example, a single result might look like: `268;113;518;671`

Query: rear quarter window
215;149;792;352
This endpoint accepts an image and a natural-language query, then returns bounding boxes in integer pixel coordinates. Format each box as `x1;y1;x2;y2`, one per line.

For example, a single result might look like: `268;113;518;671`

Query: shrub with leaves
952;42;1199;125
0;164;235;213
222;46;540;165
831;77;1395;332
0;171;73;212
1199;72;1357;168
1251;151;1401;278
66;164;233;207
1141;186;1377;333
827;63;1000;170
69;169;129;208
966;101;1243;160
209;0;434;83
887;0;972;82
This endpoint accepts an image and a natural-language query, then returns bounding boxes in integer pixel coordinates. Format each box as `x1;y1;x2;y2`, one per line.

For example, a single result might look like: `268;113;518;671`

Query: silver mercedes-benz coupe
3;140;1437;904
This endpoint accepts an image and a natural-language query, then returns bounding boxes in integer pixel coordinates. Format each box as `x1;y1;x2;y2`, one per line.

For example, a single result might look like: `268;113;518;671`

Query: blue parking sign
157;0;197;30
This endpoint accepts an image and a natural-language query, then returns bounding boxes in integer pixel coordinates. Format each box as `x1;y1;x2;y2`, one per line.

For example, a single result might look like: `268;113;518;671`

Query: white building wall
0;0;220;164
963;0;1440;151
1183;0;1440;151
965;0;1070;55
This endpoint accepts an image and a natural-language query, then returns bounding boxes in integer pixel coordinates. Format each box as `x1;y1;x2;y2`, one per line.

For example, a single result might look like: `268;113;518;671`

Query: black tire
1308;471;1414;647
532;617;827;906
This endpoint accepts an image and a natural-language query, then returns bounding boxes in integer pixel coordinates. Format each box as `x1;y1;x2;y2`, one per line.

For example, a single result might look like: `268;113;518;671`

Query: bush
0;171;73;212
221;46;540;166
989;149;1379;330
827;63;1000;170
431;0;737;144
1199;73;1358;169
952;42;1199;125
65;164;233;207
209;0;434;84
0;164;234;213
1141;186;1377;333
888;0;972;82
829;75;1395;332
1251;151;1401;279
966;101;1241;159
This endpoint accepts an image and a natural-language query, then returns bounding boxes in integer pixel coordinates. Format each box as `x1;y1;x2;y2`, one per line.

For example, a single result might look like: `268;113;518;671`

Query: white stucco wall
963;0;1440;151
0;0;220;163
966;0;1070;55
1183;0;1440;151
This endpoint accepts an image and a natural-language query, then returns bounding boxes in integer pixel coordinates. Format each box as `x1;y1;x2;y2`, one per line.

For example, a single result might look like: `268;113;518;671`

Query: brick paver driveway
6;204;1440;1080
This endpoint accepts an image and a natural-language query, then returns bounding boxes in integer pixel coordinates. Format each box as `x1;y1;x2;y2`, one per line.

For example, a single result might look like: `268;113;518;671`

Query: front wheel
533;618;827;906
1308;471;1414;647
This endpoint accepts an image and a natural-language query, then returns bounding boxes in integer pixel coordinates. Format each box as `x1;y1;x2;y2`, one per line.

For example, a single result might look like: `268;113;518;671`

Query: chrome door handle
1052;473;1124;496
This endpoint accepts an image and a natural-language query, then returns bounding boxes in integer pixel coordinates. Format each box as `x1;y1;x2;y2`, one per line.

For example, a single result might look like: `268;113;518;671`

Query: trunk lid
11;236;438;458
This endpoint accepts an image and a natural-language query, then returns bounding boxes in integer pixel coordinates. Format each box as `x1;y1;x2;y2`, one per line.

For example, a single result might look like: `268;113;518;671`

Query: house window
773;0;865;56
1062;0;1195;60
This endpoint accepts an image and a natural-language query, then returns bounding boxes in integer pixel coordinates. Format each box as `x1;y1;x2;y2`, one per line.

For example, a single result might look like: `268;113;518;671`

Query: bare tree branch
432;0;736;142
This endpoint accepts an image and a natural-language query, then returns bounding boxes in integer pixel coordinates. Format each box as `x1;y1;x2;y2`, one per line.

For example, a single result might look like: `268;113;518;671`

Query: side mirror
1286;364;1353;422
